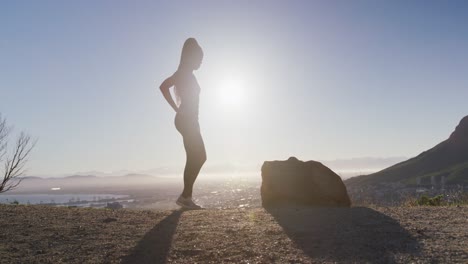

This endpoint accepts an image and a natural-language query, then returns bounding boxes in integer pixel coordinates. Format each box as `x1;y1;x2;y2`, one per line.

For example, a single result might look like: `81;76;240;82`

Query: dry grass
1;204;467;263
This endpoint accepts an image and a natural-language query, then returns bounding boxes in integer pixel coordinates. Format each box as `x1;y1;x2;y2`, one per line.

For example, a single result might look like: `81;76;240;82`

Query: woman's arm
159;75;179;112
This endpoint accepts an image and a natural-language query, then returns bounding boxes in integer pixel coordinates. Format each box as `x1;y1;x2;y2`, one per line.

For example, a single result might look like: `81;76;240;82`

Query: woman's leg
181;129;206;198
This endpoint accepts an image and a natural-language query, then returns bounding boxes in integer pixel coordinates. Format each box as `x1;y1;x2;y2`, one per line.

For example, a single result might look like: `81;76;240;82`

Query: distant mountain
10;173;165;193
119;174;158;180
63;175;97;179
20;176;44;180
21;174;157;181
346;116;468;187
321;157;406;171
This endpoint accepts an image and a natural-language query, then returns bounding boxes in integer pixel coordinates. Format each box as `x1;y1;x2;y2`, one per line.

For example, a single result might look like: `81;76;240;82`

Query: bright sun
218;77;246;108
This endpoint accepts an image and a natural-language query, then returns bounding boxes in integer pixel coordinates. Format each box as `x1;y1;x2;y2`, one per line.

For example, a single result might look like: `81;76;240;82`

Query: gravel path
1;204;467;263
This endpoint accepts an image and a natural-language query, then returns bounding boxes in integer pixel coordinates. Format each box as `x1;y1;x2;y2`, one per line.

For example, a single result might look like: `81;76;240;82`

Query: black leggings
175;113;206;198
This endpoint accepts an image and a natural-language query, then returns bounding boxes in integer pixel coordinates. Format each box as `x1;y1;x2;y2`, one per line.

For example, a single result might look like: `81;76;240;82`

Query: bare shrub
0;114;35;193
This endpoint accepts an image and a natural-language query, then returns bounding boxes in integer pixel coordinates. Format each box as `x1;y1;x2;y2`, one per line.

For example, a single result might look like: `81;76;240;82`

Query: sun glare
202;56;261;115
219;77;246;107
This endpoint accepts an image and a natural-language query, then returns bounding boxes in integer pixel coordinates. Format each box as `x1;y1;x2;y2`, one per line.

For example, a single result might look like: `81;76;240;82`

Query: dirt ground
0;204;467;263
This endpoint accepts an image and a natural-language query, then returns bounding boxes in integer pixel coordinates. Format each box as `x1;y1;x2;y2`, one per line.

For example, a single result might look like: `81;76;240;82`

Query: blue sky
1;1;467;176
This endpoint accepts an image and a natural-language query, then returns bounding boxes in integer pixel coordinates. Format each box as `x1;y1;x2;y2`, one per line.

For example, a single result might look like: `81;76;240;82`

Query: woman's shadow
266;206;421;263
121;210;183;264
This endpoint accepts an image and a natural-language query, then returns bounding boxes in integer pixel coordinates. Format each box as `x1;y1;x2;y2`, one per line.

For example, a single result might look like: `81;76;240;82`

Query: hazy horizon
23;156;407;180
2;1;467;176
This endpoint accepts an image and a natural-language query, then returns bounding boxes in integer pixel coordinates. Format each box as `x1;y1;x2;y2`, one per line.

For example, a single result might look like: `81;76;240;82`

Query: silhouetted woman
160;38;206;209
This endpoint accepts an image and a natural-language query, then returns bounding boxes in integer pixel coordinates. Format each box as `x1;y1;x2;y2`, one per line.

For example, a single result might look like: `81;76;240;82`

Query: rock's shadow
121;210;183;264
266;207;421;263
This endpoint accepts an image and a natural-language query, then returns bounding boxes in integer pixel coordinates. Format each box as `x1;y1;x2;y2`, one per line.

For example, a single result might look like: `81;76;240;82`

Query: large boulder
261;157;351;207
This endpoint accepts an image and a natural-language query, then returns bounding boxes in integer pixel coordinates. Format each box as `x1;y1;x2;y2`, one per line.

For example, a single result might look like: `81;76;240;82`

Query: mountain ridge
346;115;468;187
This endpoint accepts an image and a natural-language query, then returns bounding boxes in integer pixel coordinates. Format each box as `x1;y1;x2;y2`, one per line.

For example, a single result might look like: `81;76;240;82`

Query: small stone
102;217;117;223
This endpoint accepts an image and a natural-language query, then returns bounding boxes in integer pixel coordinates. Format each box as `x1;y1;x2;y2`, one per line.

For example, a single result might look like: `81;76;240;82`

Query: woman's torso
175;71;200;118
